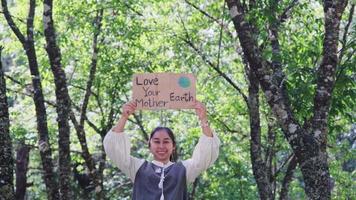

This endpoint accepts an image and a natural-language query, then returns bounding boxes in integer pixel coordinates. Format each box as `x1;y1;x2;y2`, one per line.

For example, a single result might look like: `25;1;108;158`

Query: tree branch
277;0;299;25
123;2;143;17
272;153;294;180
312;0;348;147
336;4;354;82
0;11;26;24
79;8;103;126
1;1;26;44
179;18;249;106
69;83;101;106
26;0;35;42
132;113;149;141
185;0;234;39
339;4;354;63
226;0;300;149
279;155;298;200
72;10;104;189
70;100;101;134
217;2;226;69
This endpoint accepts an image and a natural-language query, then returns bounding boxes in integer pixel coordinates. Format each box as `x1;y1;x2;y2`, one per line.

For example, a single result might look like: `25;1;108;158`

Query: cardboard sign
132;73;196;110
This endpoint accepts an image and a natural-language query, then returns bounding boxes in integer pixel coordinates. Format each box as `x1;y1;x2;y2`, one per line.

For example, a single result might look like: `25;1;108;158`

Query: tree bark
180;10;275;198
43;0;72;199
15;142;30;200
0;46;15;200
189;177;199;200
279;155;297;200
247;63;273;199
74;9;104;199
301;1;347;199
226;0;347;199
1;0;60;199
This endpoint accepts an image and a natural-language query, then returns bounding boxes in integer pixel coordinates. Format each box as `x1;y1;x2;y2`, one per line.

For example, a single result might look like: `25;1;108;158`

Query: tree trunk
24;41;60;200
1;0;60;198
247;63;273;199
15;142;30;200
226;0;347;199
43;0;72;199
298;1;347;199
0;46;15;200
71;9;104;199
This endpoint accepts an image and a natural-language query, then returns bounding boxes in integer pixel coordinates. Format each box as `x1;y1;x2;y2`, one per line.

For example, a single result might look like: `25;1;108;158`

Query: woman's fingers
194;100;207;120
122;101;137;117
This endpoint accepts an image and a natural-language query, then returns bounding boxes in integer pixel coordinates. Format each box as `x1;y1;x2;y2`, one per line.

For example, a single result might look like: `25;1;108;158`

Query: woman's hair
149;127;178;162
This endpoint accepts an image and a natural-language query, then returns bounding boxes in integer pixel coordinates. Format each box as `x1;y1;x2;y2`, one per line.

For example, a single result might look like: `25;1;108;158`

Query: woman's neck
153;160;172;167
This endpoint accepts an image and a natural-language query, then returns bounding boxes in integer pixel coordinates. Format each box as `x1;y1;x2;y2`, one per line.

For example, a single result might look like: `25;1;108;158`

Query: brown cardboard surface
132;73;196;110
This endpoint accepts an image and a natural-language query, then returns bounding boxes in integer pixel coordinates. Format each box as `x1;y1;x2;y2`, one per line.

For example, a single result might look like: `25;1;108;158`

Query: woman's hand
112;101;136;133
122;101;137;119
194;100;208;121
194;100;213;137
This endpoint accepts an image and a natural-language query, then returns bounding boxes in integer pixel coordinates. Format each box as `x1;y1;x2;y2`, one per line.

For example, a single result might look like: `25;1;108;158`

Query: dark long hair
149;127;178;162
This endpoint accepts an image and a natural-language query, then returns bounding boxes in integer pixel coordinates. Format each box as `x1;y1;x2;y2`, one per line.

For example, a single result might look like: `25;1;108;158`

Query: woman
103;100;220;200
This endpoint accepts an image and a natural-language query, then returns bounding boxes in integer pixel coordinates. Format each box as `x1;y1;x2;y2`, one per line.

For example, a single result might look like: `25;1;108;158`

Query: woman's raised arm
103;101;144;182
182;100;221;183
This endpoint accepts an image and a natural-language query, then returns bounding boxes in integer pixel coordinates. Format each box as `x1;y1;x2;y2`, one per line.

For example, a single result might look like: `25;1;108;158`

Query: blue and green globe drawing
178;76;191;88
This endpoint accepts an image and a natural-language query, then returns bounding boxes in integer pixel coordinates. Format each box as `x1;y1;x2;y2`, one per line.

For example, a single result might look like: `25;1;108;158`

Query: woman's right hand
122;101;137;119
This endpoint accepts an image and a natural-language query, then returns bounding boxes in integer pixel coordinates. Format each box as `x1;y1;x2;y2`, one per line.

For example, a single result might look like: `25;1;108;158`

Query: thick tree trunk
43;0;72;199
300;1;347;199
226;0;347;199
15;143;30;200
1;1;60;199
0;46;15;200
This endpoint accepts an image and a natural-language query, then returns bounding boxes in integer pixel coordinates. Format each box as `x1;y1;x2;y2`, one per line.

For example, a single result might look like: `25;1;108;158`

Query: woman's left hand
194;100;208;121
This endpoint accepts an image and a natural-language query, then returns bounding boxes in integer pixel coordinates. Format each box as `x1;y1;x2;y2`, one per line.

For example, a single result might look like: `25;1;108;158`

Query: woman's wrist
112;115;128;133
198;117;213;137
121;114;129;121
199;116;208;123
200;119;209;127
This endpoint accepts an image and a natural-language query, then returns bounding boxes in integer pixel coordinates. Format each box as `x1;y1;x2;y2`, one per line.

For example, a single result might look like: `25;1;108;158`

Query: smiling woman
103;100;220;200
148;127;177;163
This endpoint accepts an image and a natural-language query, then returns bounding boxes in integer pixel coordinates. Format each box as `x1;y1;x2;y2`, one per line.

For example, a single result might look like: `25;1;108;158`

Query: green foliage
0;0;354;199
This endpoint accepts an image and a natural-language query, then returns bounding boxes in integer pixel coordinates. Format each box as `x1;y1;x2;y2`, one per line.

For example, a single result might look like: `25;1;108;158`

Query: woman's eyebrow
152;137;171;140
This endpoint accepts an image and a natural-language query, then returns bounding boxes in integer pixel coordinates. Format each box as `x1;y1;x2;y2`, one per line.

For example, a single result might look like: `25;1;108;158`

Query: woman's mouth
157;151;167;155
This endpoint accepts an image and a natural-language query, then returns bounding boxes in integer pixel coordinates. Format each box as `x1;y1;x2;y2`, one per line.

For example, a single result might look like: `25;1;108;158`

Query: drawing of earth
178;76;191;88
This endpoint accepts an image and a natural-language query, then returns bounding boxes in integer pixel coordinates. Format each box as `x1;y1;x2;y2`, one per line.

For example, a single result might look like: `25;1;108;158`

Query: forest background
0;0;355;199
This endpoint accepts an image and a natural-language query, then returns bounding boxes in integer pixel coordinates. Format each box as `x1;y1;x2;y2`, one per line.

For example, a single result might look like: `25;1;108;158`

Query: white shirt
103;130;220;183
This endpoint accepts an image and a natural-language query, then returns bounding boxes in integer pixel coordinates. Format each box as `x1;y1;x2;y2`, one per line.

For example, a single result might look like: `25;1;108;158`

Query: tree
43;0;73;198
1;0;60;198
15;142;30;200
226;0;348;199
0;46;15;200
0;0;354;199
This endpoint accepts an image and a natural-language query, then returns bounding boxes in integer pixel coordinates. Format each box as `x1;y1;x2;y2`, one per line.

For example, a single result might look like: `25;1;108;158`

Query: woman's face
149;130;175;164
